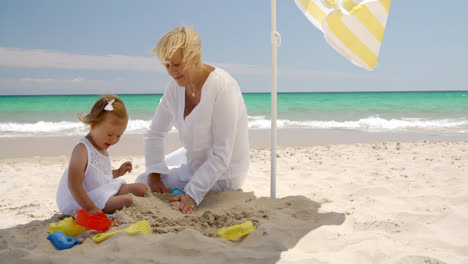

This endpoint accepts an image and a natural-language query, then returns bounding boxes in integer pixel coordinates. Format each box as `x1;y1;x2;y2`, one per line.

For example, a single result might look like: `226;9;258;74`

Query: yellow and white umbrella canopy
295;0;391;70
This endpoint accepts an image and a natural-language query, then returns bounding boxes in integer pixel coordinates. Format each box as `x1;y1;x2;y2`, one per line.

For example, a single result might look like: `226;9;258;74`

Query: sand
1;135;468;263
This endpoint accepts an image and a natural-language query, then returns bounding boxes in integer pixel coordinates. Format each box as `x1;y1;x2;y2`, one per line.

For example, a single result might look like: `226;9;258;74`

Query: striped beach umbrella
269;0;391;198
294;0;392;70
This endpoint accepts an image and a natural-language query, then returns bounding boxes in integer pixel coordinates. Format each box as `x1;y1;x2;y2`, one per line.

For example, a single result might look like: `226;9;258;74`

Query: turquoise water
0;91;467;136
244;91;468;121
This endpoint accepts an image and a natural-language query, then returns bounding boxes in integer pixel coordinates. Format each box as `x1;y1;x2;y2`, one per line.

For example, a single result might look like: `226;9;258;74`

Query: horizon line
1;89;467;97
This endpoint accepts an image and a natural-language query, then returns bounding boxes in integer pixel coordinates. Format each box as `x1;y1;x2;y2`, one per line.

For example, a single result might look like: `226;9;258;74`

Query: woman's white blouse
144;68;250;205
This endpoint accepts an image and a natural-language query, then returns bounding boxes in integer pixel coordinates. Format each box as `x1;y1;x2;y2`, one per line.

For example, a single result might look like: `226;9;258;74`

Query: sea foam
0;116;466;137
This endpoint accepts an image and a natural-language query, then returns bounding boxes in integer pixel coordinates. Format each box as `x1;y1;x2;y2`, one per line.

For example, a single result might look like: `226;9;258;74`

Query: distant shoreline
1;128;467;159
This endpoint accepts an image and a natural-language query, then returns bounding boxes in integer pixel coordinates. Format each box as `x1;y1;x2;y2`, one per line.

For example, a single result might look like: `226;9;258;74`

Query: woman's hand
148;173;167;193
116;161;132;177
172;194;197;214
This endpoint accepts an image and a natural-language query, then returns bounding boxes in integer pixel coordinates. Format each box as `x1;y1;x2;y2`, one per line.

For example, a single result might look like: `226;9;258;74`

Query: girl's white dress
56;137;126;216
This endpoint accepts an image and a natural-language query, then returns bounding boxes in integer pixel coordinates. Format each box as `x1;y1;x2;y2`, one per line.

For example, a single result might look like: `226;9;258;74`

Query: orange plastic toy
74;209;114;232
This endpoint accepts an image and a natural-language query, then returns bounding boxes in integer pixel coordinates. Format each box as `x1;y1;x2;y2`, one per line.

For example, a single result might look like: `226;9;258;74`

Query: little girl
56;95;147;215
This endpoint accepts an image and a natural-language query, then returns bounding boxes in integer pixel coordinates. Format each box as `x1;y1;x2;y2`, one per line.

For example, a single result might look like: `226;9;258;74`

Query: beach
2;0;468;261
1;129;467;263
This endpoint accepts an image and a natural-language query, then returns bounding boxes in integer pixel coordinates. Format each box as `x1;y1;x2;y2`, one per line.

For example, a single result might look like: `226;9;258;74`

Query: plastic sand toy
217;221;255;240
49;217;86;237
92;220;151;243
47;231;79;250
74;209;114;232
170;188;184;195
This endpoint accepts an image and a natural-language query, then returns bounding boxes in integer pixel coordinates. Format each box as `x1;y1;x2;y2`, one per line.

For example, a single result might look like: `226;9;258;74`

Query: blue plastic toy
47;231;79;250
170;188;184;195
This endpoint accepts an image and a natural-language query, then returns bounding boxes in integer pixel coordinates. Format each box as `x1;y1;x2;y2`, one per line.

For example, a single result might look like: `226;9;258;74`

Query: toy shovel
92;220;151;243
217;220;255;240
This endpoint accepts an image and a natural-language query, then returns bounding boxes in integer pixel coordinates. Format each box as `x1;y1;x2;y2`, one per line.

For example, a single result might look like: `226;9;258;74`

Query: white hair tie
104;99;115;111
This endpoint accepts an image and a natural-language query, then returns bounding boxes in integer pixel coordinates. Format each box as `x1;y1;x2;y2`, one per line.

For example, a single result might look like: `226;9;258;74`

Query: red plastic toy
74;209;114;232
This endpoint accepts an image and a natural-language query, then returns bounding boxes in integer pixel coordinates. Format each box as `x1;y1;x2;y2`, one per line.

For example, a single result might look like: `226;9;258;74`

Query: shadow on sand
0;192;345;264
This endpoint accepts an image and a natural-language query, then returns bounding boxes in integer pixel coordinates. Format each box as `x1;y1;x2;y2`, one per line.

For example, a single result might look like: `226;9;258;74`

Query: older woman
136;26;250;214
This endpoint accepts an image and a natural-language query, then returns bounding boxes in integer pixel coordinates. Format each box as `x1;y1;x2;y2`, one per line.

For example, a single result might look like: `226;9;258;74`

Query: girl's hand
88;207;103;215
117;161;132;177
171;194;197;214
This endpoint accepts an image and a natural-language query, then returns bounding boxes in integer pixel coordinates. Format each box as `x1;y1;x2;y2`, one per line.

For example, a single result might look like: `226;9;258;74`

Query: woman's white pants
135;147;227;192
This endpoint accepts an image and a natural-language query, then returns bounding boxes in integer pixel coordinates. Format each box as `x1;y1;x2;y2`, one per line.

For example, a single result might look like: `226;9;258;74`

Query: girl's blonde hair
151;26;201;69
78;94;128;126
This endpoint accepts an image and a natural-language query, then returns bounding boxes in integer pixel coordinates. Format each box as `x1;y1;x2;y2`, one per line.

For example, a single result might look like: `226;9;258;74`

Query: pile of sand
0;190;344;263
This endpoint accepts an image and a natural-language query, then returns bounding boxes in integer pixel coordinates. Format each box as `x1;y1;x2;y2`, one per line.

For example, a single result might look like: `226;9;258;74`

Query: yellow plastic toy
92;220;151;243
217;220;255;240
49;217;86;237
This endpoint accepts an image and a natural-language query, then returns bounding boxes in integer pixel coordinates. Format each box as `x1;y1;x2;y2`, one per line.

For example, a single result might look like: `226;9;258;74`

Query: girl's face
89;113;127;152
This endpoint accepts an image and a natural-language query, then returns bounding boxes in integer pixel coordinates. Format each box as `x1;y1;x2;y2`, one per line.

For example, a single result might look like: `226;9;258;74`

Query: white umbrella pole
270;0;280;198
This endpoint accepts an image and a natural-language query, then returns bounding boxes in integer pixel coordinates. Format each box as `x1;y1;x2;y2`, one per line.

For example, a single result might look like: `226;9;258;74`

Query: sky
1;0;467;95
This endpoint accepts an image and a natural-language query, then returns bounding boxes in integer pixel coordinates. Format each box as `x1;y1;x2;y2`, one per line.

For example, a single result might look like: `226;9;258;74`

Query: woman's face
164;49;192;87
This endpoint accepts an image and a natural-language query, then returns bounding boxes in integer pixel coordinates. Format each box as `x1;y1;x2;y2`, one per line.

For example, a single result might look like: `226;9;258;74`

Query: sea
0;91;467;137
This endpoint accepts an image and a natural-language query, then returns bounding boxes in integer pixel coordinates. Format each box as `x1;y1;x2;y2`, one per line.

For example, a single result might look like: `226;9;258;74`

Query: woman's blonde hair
151;26;201;69
78;94;128;126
